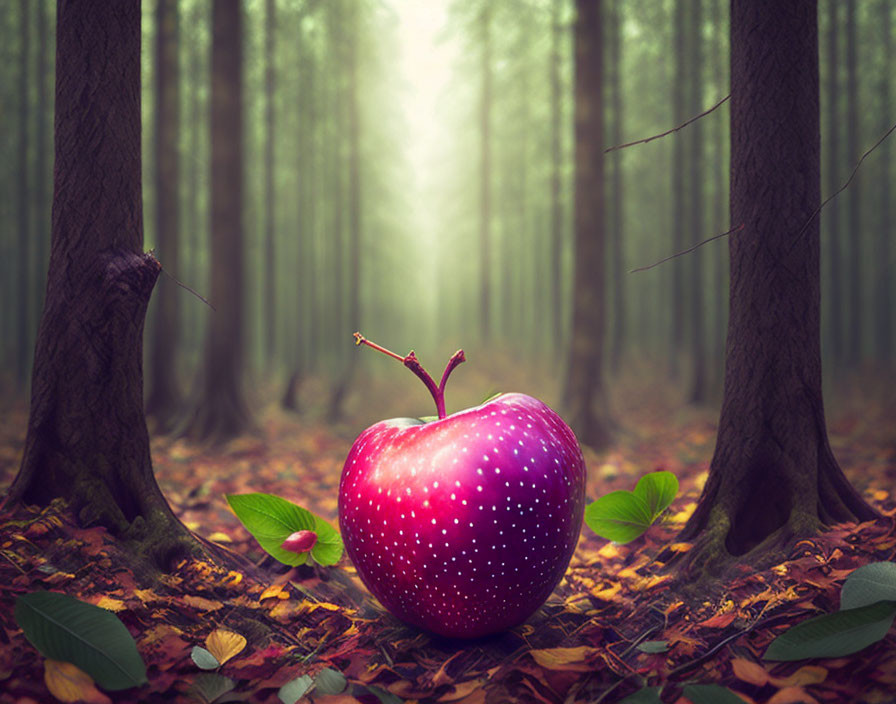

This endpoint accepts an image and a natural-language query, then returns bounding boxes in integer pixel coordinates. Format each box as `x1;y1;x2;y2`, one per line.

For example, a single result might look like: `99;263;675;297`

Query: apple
338;334;586;639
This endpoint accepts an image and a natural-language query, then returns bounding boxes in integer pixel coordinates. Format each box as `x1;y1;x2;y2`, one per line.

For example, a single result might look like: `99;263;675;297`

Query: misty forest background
0;0;893;440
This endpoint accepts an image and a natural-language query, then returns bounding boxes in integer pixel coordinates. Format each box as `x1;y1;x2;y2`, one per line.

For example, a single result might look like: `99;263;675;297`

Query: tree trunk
609;0;624;372
145;0;182;432
34;0;50;334
6;0;200;574
677;0;877;578
845;0;860;367
824;0;842;366
669;0;686;381
184;0;251;442
479;3;492;344
877;0;892;362
263;0;276;367
711;0;726;392
549;0;564;349
16;0;31;389
688;0;707;404
563;0;611;451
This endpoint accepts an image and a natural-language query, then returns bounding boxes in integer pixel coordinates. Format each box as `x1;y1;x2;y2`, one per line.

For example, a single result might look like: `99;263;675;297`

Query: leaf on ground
682;684;748;704
840;562;896;610
278;674;313;704
764;601;896;661
189;673;235;704
636;640;669;654
44;659;112;704
698;611;737;629
530;646;597;672
14;591;148;691
205;629;246;666
314;667;348;695
766;686;821;704
769;665;827;688
618;686;662;704
730;657;769;686
584;491;654;543
191;646;220;670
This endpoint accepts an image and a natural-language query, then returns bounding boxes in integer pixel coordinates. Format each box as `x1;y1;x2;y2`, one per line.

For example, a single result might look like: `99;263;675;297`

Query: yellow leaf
208;532;232;543
260;584;288;601
731;657;770;686
182;595;224;611
94;596;127;612
530;646;597;672
44;660;111;704
770;665;827;688
205;629;247;666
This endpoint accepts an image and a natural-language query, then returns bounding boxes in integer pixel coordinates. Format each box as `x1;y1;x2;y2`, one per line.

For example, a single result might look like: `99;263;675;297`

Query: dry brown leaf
93;596;127;612
770;666;827;688
44;659;112;704
205;628;247;665
698;611;737;629
182;594;224;611
731;657;770;686
260;584;288;601
530;646;597;672
766;686;820;704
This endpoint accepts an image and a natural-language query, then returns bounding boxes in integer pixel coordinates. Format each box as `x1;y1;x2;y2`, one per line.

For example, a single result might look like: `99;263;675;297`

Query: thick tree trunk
563;0;612;451
184;0;251;442
7;0;199;574
677;0;877;578
824;1;843;366
145;0;182;432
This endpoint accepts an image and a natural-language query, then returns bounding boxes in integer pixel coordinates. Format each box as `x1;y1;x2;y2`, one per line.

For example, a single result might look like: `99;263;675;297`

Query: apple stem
354;332;465;420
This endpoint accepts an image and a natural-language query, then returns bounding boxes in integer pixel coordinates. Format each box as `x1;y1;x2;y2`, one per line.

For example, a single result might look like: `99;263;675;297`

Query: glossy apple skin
338;392;586;638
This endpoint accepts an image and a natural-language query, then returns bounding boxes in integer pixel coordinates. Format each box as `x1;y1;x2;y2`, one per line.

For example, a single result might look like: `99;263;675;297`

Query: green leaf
584;491;654;543
314;667;347;695
418;415;438;423
618;686;662;704
481;391;504;404
841;562;896;610
764;601;896;661
365;685;405;704
636;640;669;654
189;673;235;704
14;591;147;691
226;493;342;567
633;471;679;520
278;674;313;704
191;646;220;670
682;684;748;704
310;515;344;566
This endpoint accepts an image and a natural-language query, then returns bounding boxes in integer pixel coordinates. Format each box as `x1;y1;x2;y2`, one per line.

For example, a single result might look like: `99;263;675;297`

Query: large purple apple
338;334;586;639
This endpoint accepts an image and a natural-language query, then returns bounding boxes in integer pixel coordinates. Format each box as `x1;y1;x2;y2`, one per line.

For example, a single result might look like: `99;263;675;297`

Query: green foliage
13;590;147;691
189;673;236;704
584;471;678;543
277;668;347;703
635;640;669;654
314;667;348;695
191;645;221;670
682;684;748;704
765;561;896;661
278;674;314;704
225;493;343;566
618;686;662;704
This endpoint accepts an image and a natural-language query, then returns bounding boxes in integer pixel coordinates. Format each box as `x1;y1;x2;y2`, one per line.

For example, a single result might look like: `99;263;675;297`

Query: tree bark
184;0;251;442
677;0;877;578
145;0;183;432
563;0;612;451
824;0;843;366
6;0;200;574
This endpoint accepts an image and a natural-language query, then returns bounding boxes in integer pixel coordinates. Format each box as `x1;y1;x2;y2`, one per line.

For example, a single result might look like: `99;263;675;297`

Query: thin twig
161;267;216;310
630;224;744;273
606;94;730;153
789;120;896;251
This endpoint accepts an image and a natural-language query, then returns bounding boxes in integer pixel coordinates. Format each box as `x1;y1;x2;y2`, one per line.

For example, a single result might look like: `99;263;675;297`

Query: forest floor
1;358;895;704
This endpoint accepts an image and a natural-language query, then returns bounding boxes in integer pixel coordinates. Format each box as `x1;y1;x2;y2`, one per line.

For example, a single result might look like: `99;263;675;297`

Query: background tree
185;0;252;442
563;0;612;450
6;0;199;574
677;0;877;576
145;0;183;431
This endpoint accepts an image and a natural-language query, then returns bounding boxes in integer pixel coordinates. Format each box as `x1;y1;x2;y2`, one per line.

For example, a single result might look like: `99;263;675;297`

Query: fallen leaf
205;629;247;666
530;646;597;672
730;658;769;686
182;595;224;611
44;660;112;704
770;666;827;688
698;611;737;629
766;686;820;704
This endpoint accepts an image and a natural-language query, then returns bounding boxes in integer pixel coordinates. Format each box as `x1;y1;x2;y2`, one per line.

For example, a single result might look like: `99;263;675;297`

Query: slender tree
688;0;707;403
6;0;201;573
877;0;892;361
34;0;50;325
479;2;493;343
609;0;624;372
677;0;877;577
16;0;31;388
845;0;860;367
549;0;564;347
185;0;252;442
563;0;612;450
670;0;686;379
263;0;277;366
824;0;842;365
145;0;183;431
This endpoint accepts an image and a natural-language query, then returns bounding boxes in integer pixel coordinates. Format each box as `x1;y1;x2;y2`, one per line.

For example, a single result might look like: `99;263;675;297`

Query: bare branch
606;94;730;153
630;224;744;273
161;266;216;310
632;119;896;273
